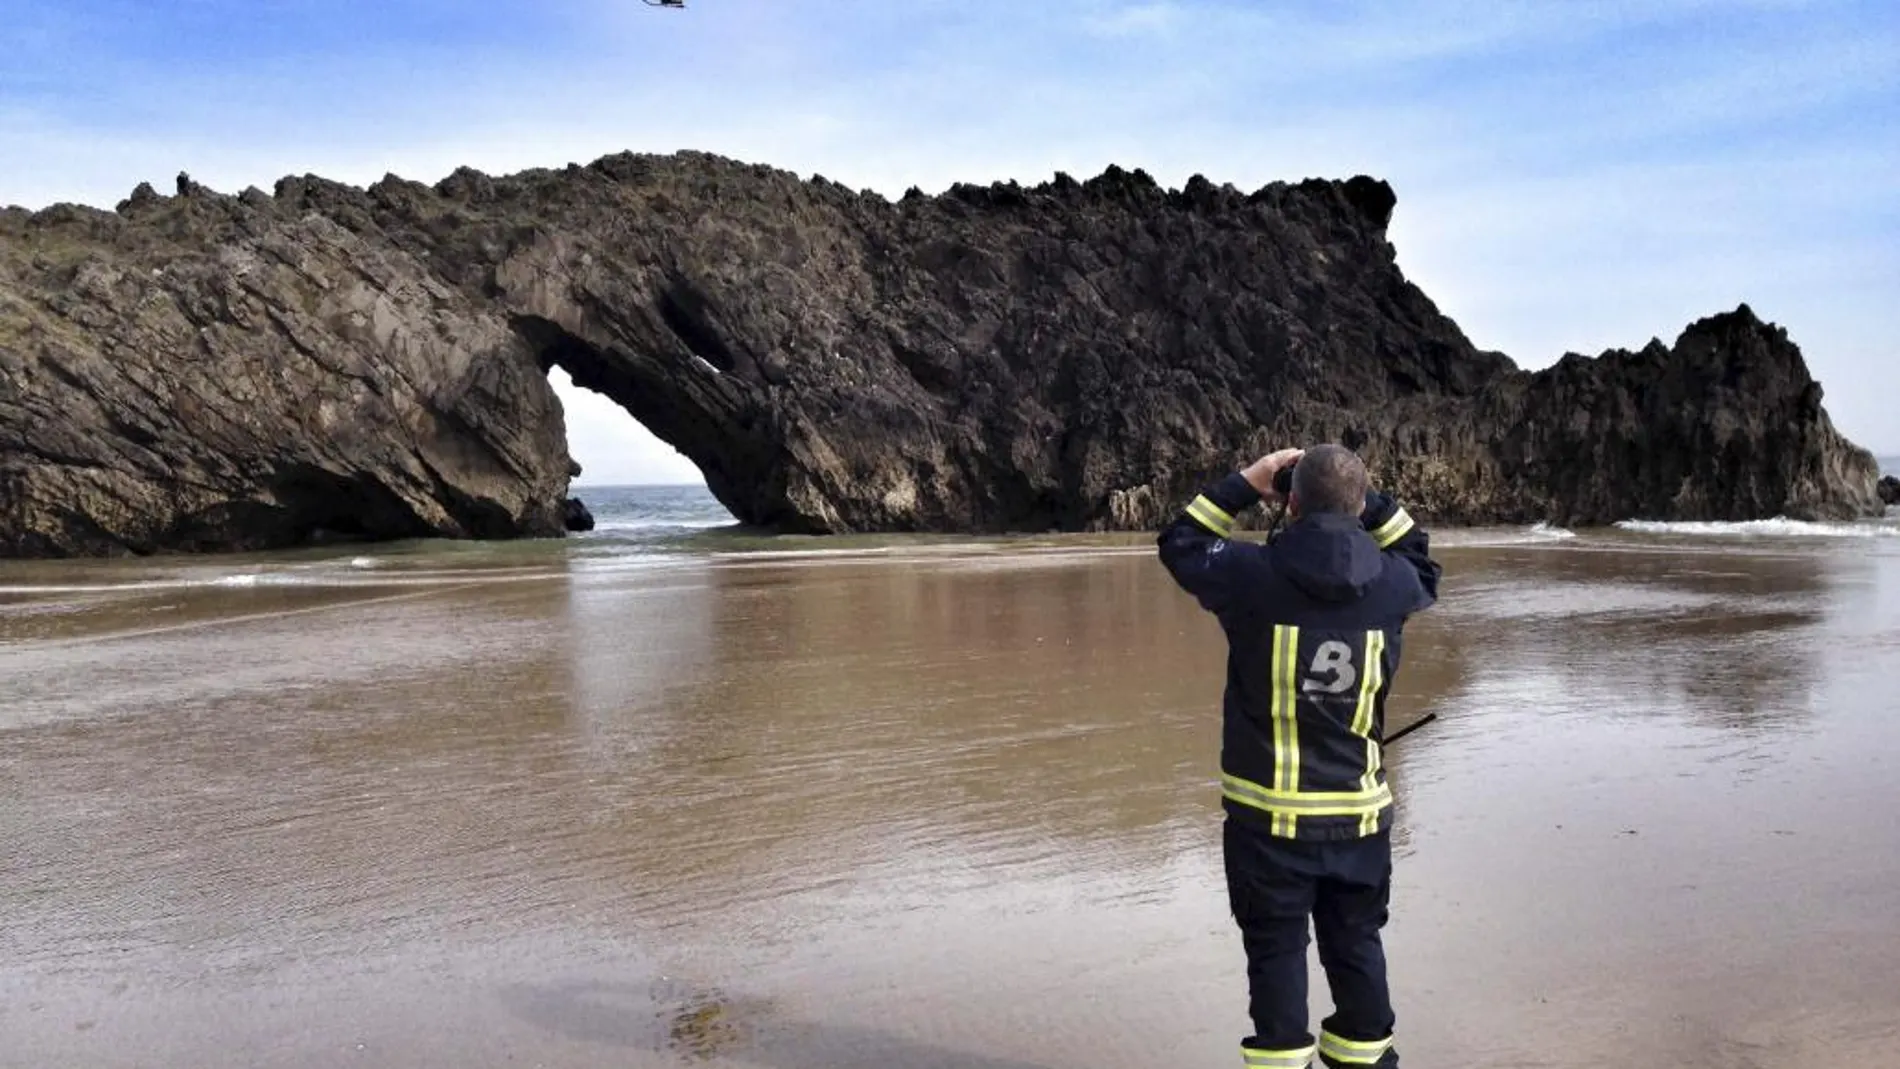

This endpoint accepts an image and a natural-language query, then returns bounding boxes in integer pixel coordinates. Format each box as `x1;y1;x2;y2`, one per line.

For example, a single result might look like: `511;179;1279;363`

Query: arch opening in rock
513;315;747;532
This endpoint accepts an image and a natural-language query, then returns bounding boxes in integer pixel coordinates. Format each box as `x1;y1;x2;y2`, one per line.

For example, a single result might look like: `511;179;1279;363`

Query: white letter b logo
1302;640;1357;694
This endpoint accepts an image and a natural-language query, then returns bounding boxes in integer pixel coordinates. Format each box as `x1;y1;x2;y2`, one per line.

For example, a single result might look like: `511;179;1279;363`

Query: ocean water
568;480;1900;559
569;483;739;539
4;486;1900;1067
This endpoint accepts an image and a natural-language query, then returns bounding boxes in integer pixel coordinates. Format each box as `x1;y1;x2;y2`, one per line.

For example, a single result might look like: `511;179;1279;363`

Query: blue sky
3;0;1895;482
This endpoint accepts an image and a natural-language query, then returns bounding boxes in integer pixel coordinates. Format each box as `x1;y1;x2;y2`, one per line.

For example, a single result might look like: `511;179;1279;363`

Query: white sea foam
1437;523;1578;547
586;518;735;533
0;575;287;595
1616;518;1900;539
709;546;898;563
0;565;564;597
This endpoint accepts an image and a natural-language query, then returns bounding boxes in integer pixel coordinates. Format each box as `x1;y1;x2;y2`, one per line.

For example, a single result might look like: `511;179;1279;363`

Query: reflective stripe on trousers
1319;1029;1395;1065
1243;1043;1316;1068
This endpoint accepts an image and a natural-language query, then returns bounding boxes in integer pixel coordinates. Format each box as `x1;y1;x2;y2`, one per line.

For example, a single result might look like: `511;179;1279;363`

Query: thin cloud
1083;2;1184;38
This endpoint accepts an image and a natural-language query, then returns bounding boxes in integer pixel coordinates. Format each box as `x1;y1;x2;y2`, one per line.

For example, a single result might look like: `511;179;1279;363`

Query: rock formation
0;151;1884;556
1880;477;1899;507
1;175;570;556
563;497;596;532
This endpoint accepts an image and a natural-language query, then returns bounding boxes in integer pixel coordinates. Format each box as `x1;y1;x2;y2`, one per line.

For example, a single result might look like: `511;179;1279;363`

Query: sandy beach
4;514;1899;1067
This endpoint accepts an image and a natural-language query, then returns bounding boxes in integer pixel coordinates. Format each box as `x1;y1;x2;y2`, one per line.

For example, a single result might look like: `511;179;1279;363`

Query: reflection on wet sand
1383;541;1899;1068
501;979;1064;1069
2;535;1898;1067
1410;542;1834;733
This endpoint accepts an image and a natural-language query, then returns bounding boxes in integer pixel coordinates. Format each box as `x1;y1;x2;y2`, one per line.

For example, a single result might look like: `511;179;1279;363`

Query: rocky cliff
0;153;1883;556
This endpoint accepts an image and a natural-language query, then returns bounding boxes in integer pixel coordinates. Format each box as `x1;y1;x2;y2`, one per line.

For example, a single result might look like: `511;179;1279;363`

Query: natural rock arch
0;151;1883;557
510;312;786;529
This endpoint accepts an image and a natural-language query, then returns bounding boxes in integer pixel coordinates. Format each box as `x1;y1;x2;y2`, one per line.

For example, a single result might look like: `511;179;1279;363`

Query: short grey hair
1291;444;1370;516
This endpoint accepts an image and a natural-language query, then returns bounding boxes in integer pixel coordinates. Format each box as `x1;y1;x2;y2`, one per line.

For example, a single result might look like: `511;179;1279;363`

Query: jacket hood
1273;513;1383;603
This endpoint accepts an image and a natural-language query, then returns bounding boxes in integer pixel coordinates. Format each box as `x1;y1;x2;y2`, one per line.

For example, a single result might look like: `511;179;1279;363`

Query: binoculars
1272;461;1297;497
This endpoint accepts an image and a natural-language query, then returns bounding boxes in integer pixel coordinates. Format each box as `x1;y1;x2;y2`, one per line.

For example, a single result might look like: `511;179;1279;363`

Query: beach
4;486;1899;1068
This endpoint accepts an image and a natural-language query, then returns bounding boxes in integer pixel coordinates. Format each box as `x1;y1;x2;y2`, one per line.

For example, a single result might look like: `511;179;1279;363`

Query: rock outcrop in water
1880;477;1900;507
562;497;595;532
0;153;1884;556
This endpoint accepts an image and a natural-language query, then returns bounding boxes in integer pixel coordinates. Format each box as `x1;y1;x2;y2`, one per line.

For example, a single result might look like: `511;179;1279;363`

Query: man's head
1288;444;1369;518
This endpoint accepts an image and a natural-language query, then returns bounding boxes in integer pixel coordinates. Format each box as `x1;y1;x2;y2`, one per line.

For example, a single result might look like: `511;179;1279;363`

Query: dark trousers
1224;815;1398;1068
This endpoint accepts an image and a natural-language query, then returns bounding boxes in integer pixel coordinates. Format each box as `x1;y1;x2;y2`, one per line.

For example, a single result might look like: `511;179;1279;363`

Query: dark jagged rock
0;151;1883;556
562;497;595;532
1457;305;1882;526
1880;477;1899;507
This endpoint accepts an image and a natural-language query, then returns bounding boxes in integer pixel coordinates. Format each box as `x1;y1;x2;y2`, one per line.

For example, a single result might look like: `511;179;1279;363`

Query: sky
2;0;1895;483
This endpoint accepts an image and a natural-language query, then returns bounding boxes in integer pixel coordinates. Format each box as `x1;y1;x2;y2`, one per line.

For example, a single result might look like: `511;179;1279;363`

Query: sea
2;470;1898;1068
543;468;1900;565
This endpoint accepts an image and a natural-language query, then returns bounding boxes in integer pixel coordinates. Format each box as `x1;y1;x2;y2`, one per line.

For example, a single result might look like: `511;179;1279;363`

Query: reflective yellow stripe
1187;495;1235;538
1193;495;1236;530
1352;629;1387;835
1369;507;1414;549
1318;1030;1393;1064
1268;625;1288;836
1186;499;1230;537
1270;624;1301;837
1284;626;1301;838
1233;628;1394;834
1243;1043;1317;1068
1349;631;1382;739
1221;774;1393;816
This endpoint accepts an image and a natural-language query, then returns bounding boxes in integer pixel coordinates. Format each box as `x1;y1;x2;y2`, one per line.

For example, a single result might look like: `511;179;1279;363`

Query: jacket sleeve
1362;489;1440;609
1156;471;1264;614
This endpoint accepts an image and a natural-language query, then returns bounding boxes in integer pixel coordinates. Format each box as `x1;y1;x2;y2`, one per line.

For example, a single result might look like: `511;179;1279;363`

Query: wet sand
3;531;1898;1067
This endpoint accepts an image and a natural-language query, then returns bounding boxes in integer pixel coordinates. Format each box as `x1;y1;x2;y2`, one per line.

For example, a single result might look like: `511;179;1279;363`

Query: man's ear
1286;490;1301;518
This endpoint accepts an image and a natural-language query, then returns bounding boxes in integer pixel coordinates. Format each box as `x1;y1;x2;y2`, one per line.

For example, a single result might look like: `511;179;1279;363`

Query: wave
1437;523;1578;547
584;518;736;533
0;575;286;595
1615;518;1900;539
0;564;571;597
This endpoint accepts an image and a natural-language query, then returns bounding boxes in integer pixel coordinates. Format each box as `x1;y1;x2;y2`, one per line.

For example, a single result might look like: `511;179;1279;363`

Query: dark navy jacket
1158;471;1441;840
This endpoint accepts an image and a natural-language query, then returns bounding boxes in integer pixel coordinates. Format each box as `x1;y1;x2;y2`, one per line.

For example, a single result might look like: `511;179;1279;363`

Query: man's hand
1241;447;1304;502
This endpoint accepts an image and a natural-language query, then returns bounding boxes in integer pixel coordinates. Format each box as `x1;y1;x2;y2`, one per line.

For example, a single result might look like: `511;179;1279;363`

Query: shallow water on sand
2;520;1898;1068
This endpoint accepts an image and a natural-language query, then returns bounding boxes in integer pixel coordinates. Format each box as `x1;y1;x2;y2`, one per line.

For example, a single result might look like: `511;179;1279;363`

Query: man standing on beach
1157;445;1441;1069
